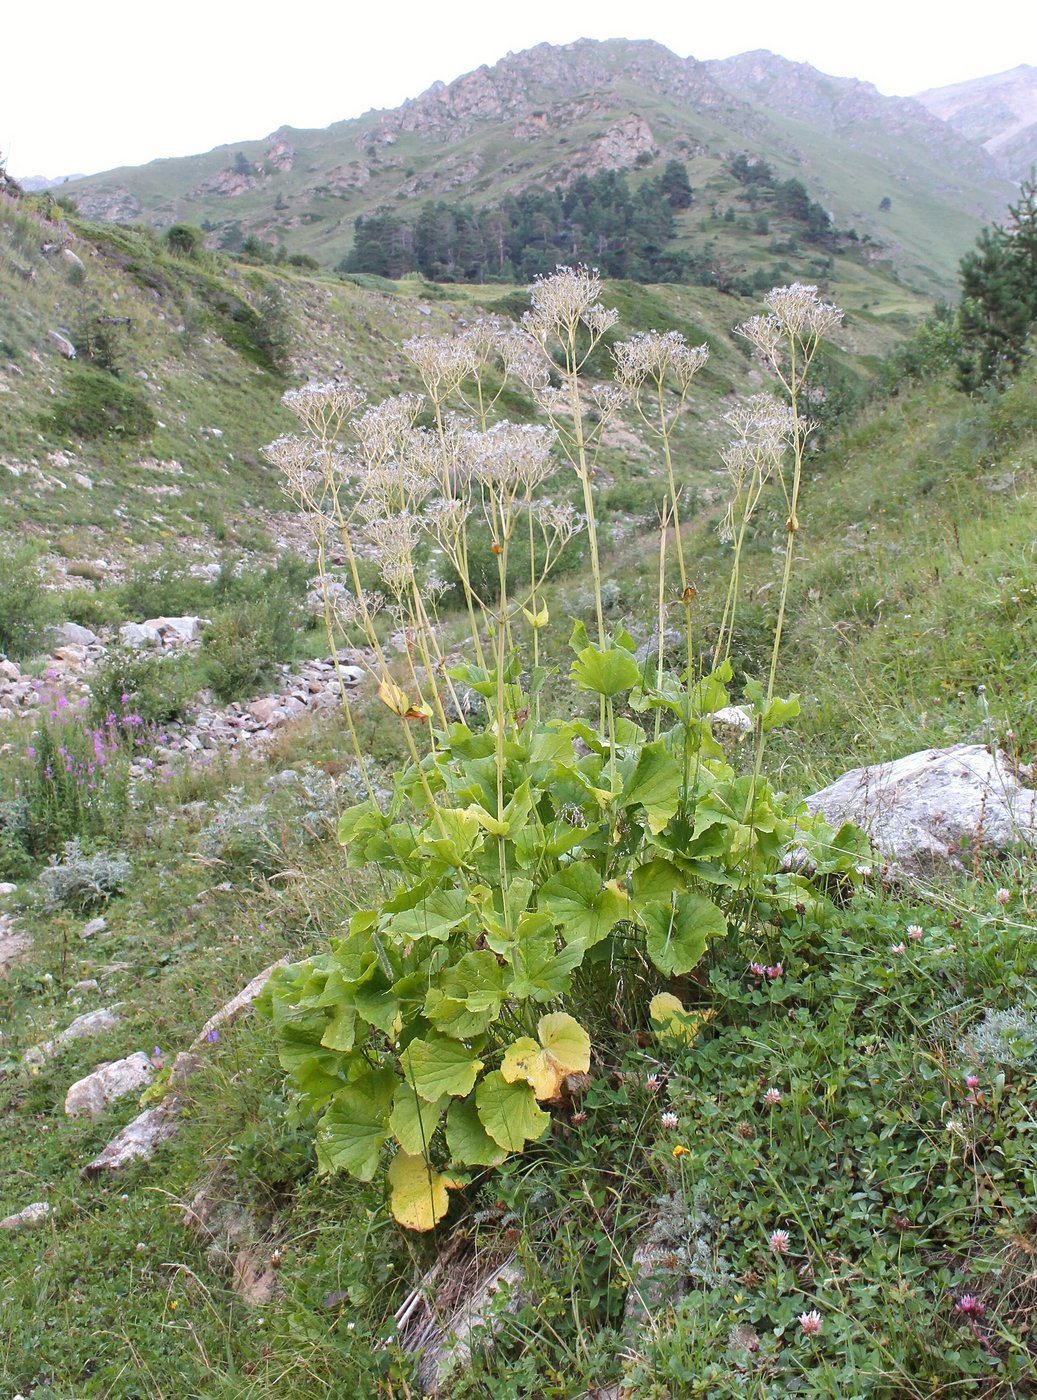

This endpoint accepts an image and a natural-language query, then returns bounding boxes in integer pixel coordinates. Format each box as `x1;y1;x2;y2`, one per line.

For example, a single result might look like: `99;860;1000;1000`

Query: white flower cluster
523;265;619;341
612;330;709;392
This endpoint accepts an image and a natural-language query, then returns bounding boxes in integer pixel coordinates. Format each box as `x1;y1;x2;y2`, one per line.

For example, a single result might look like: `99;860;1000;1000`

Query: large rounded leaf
401;1034;484;1102
388;1152;460;1231
446;1098;508;1168
501;1013;592;1102
641;893;726;976
476;1071;550;1151
315;1068;396;1181
389;1085;447;1155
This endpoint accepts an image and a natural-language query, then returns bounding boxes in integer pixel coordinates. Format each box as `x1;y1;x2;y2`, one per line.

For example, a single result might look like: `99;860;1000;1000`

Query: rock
806;744;1037;872
52;644;88;668
119;621;162;648
0;659;20;681
145;615;209;645
82;1100;181;1174
64;1051;154;1117
0;1201;51;1231
711;705;753;733
248;696;283;726
62;248;85;271
190;959;287;1049
340;664;364;688
72;978;100;994
49;330;76;359
406;1256;524;1395
0;881;17;896
81;916;108;939
50;622;98;647
25;1005;119;1062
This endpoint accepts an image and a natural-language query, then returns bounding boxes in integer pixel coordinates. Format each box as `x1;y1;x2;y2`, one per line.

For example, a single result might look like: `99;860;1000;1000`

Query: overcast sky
5;0;1033;178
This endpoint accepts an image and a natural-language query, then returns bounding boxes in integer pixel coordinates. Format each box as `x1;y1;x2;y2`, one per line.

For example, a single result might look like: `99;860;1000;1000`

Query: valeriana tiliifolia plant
259;271;860;1233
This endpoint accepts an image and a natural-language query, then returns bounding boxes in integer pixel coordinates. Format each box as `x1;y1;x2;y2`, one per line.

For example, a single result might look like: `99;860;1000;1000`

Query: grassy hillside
1;343;1035;1396
58;40;1013;299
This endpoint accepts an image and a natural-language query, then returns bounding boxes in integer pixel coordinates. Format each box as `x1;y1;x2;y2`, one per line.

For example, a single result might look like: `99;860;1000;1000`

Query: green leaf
476;1071;551;1151
621;740;683;834
571;643;642;698
424;950;506;1037
631;858;685;903
539;865;629;950
320;1004;358;1052
389;1085;447;1155
640;892;726;976
316;1068;396;1181
390;888;472;942
401;1034;484;1102
446;1098;507;1167
568;617;591;654
507;912;586;1000
761;693;801;732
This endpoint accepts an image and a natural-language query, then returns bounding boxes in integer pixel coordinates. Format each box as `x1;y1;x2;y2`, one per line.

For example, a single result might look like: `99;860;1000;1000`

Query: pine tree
957;173;1037;390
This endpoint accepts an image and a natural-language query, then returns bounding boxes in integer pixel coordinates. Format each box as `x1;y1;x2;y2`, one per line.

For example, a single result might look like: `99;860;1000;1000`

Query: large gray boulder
806;744;1037;872
64;1051;154;1117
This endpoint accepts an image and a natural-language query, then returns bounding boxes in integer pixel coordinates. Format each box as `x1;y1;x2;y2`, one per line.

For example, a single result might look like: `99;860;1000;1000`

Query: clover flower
769;1229;790;1254
996;887;1012;907
907;924;924;941
763;1087;781;1107
891;942;906;955
798;1310;823;1335
661;1111;679;1131
955;1294;985;1317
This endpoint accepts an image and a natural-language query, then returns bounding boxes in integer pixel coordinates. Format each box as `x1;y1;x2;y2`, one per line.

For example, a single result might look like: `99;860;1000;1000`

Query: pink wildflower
891;942;906;955
763;1087;781;1107
955;1294;985;1317
661;1111;678;1131
996;888;1011;907
798;1310;823;1335
769;1229;790;1254
907;924;924;941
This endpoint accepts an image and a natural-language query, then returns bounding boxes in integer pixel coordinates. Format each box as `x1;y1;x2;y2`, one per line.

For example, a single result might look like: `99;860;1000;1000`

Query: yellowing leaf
522;605;550;630
377;679;412;717
537;1013;591;1075
500;1014;591;1102
649;992;714;1046
388;1152;459;1231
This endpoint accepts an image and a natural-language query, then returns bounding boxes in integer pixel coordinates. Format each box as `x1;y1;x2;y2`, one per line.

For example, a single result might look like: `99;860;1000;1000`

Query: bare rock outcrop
805;744;1037;872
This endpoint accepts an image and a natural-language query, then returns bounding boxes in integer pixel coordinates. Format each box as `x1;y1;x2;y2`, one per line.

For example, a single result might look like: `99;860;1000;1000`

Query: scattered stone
25;1005;120;1063
806;744;1037;873
0;881;17;896
82;1100;181;1174
0;1202;51;1231
72;978;100;994
65;1050;155;1117
50;622;98;648
49;330;76;359
190;959;287;1049
248;696;284;726
81;916;108;939
711;705;753;733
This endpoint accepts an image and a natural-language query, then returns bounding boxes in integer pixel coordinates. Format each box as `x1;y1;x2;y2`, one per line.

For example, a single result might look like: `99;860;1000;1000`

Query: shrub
0;798;32;880
89;650;199;727
201;572;303;702
117;553;214;620
198;791;286;875
39;839;130;911
0;547;57;660
48;365;155;441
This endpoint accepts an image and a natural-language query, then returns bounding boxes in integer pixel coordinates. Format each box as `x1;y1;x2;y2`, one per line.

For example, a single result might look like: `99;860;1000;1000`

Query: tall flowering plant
260;275;861;1230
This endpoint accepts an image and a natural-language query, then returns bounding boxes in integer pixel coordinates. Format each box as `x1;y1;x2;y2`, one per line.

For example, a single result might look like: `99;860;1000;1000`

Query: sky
5;0;1034;178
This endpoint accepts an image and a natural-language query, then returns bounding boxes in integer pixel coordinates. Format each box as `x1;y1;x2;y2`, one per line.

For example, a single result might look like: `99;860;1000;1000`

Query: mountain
915;66;1037;183
60;39;1013;300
